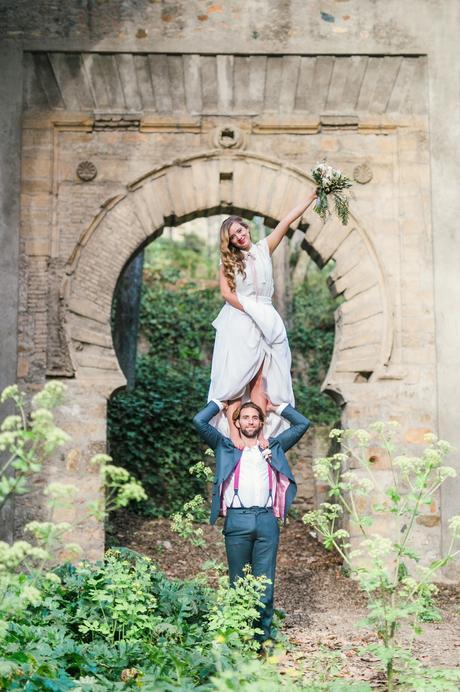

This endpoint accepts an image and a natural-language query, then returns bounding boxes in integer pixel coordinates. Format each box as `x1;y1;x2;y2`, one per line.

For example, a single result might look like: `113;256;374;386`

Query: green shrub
289;265;341;426
0;382;285;690
1;550;277;689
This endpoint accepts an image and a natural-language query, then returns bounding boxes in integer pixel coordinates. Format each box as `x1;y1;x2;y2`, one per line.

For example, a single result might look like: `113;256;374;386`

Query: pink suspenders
229;453;274;508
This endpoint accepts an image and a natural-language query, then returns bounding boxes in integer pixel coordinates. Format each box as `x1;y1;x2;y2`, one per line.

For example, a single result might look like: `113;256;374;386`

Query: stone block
21;157;51;180
310;220;353;269
16;356;29;378
367;445;392;470
74;347;119;371
134;182;166;231
416;514;440;527
234;160;263;213
66;448;81;472
253;165;281;219
404;428;432;444
24;238;50;256
189;159;212;212
71;326;113;349
183;54;202;114
68;296;107;324
216;55;234;112
340;284;382;322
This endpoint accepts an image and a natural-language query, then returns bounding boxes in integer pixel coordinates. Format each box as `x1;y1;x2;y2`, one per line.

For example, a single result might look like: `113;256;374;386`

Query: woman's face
228;221;251;251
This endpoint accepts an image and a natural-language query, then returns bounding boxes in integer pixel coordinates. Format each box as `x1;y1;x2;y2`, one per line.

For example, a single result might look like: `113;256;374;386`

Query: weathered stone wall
17;108;436;563
0;43;23;542
1;1;460;577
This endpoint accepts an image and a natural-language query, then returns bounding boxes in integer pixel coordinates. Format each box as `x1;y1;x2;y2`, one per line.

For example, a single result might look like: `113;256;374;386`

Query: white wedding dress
208;237;295;437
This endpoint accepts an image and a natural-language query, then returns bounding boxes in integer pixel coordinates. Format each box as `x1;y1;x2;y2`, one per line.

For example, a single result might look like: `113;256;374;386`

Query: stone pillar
48;381;110;561
0;42;23;542
430;9;460;579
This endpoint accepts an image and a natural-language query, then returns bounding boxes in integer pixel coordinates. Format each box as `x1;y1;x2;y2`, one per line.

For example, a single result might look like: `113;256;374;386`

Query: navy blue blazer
192;402;310;524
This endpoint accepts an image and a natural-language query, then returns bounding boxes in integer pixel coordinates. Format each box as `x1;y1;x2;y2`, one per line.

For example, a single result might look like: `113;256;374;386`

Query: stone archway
63;150;392;398
55;150;392;558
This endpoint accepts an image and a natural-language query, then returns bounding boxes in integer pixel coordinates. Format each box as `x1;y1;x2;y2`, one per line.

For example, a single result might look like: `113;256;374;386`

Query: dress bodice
210;236;294;438
235;238;273;300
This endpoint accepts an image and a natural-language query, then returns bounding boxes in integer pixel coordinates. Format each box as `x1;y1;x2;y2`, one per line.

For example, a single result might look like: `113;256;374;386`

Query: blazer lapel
218;444;241;484
269;441;295;482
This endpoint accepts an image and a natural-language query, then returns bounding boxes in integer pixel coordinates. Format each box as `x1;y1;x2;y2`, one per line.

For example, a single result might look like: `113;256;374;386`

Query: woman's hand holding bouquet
312;162;352;225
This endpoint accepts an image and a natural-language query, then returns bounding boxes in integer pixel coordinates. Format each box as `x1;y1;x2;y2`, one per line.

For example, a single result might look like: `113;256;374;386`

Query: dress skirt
208;294;295;438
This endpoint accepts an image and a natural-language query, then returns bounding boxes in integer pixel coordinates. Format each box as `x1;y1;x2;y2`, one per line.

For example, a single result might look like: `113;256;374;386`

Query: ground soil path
110;513;460;686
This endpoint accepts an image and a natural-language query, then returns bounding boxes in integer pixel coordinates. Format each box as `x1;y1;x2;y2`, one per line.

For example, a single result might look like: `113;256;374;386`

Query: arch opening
59;151;392;523
63;151;392;404
107;212;341;517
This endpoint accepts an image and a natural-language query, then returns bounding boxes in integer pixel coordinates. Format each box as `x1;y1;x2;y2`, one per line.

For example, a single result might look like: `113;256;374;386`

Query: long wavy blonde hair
219;216;249;292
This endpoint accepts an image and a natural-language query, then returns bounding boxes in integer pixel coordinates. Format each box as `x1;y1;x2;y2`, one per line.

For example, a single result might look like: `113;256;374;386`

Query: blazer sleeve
273;405;310;452
192;401;224;450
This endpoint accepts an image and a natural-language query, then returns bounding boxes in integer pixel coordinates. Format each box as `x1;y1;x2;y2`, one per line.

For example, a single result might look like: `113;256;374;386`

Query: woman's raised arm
266;191;317;255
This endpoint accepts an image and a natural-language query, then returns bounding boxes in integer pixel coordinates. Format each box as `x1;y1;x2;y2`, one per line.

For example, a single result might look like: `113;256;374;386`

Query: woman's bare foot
231;433;244;450
227;399;243;449
258;435;269;449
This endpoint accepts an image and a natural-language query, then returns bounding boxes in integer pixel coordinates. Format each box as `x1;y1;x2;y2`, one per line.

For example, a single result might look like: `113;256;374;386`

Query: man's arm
192;401;225;450
272;404;310;452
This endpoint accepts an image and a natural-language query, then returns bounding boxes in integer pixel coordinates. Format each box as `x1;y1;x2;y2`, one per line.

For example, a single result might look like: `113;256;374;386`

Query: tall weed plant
303;422;460;690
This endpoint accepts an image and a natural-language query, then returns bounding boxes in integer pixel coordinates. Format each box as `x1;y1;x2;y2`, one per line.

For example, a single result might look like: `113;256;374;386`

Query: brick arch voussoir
62;151;392;398
301;209;392;397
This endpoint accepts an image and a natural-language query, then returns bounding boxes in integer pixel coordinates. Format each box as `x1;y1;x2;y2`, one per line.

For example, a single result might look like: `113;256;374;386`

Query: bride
208;191;317;447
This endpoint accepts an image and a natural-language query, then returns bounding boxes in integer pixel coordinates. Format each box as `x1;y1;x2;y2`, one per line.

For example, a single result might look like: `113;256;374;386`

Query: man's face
236;407;263;438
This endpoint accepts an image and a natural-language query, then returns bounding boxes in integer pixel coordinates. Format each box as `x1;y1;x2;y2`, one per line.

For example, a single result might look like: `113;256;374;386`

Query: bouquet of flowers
311;162;352;225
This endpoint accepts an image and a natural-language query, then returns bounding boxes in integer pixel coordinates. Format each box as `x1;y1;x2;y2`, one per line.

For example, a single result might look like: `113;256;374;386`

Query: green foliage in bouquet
312;162;352;226
303;422;460;691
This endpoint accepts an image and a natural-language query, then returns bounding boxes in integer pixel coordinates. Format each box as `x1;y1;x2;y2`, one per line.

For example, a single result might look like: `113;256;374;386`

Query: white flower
22;585;42;606
353;429;371;446
44;482;78;499
1;415;22;432
0;384;20;403
329;428;344;440
436;466;456;482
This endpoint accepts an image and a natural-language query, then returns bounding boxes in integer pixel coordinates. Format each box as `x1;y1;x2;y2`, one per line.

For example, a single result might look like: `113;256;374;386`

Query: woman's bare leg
250;364;268;448
249;363;267;413
227;398;243;449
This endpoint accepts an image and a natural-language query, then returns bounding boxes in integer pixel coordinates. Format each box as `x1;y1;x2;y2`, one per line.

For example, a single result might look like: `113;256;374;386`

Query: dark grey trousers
223;506;280;641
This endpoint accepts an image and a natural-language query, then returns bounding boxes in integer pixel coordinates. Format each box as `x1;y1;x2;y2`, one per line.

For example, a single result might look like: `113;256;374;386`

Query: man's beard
239;426;262;439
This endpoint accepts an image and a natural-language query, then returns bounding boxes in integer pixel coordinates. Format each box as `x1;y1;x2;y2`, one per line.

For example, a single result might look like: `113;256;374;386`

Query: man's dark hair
232;401;265;424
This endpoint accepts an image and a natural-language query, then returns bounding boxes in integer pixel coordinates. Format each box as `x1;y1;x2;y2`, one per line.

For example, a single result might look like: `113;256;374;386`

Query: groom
193;399;310;644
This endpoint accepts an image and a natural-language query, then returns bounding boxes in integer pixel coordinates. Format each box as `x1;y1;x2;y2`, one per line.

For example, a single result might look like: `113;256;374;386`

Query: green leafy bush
0;383;288;690
1;549;280;690
289;265;341;426
108;277;221;516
